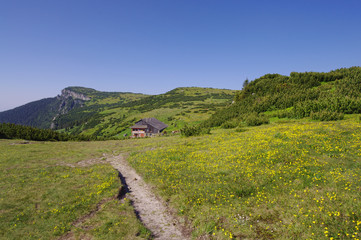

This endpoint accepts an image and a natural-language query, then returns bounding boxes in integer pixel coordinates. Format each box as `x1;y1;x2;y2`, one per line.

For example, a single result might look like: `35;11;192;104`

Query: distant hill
0;98;60;129
0;86;236;138
203;66;361;128
0;87;147;130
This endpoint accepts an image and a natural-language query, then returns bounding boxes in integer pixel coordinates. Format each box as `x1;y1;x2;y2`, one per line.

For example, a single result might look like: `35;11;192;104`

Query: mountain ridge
3;66;360;139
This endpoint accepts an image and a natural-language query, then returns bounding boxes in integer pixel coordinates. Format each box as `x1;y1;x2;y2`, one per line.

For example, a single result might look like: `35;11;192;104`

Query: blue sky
1;0;360;111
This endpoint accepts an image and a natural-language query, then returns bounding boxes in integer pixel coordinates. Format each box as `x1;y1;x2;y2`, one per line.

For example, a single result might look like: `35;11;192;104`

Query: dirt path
107;154;190;240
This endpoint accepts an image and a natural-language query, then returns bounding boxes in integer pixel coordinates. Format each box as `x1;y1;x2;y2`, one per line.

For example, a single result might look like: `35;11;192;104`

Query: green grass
0;140;151;240
3;116;361;239
128;117;361;239
71;198;150;240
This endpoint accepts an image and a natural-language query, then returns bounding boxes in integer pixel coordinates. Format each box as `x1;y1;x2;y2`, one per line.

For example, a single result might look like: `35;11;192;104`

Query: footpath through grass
128;118;361;239
2;118;361;239
0;140;151;240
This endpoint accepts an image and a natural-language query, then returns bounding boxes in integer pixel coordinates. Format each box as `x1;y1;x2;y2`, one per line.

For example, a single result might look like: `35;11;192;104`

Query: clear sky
1;0;360;111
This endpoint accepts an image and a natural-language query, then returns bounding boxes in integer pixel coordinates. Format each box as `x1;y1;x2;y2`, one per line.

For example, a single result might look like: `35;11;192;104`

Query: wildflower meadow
129;118;361;239
1;117;361;239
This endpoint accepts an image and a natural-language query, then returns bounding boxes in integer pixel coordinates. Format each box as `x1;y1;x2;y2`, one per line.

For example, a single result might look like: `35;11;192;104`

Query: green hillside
204;67;361;128
0;98;61;129
54;87;237;138
0;86;236;138
2;66;360;138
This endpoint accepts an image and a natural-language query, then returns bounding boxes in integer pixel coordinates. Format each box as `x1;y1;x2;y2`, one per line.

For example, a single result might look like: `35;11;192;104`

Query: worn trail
107;155;189;240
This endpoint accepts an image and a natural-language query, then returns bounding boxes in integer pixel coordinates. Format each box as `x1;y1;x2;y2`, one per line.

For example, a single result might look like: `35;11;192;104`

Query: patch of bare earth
56;158;106;168
107;154;191;240
9;141;34;145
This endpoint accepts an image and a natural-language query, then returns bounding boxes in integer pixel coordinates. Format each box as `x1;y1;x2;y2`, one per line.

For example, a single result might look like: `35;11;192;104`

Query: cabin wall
131;129;146;138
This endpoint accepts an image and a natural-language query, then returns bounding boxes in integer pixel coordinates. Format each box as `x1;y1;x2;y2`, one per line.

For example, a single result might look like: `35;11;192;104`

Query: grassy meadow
1;117;361;239
0;140;153;240
128;117;361;239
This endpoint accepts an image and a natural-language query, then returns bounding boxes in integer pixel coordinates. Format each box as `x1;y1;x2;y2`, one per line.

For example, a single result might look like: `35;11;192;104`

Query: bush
245;113;270;126
310;110;344;121
181;125;210;137
275;109;293;119
221;119;239;129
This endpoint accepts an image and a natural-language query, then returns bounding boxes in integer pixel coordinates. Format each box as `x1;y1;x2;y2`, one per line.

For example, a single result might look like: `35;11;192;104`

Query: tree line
0;123;96;141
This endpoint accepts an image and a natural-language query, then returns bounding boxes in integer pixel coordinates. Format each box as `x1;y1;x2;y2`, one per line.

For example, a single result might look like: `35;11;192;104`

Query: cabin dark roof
135;118;168;131
130;125;148;129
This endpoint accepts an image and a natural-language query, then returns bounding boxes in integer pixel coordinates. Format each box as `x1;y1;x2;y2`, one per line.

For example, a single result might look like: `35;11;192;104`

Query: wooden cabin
130;118;168;138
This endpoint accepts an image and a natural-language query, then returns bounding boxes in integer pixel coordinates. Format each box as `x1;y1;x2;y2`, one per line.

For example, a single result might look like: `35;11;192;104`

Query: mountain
0;86;92;129
203;66;361;128
2;67;360;139
0;87;147;130
0;86;236;138
0;98;60;129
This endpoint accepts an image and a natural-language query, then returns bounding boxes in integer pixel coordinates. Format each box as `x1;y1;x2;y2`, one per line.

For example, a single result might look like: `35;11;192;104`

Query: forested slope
0;98;60;129
204;67;361;127
0;123;94;141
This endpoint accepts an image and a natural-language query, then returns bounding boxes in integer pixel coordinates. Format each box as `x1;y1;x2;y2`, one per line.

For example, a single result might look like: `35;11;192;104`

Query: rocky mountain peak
50;88;91;129
58;89;91;101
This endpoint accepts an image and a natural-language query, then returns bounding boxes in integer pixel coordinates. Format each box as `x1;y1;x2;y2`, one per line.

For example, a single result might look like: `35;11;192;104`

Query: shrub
181;125;210;137
310;110;344;121
221;119;239;129
275;109;293;119
244;113;270;126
